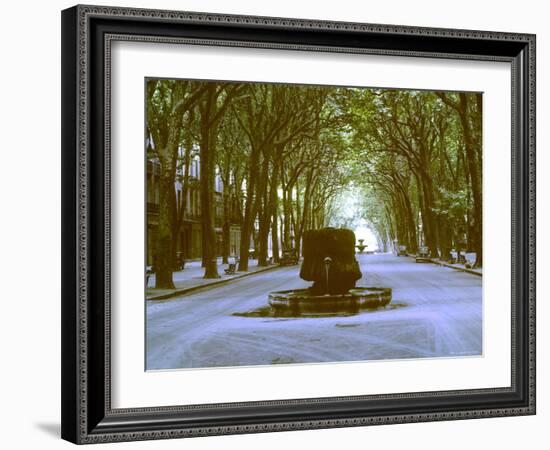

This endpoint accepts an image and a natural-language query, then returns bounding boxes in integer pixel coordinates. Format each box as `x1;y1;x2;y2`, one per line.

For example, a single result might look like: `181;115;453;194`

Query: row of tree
340;88;482;266
146;80;482;289
146;80;351;288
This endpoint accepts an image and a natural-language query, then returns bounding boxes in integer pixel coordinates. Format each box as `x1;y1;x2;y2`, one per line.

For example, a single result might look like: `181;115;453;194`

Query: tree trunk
152;126;181;289
402;189;417;253
199;88;220;279
282;182;292;250
257;154;271;266
222;220;230;264
459;93;483;267
172;115;194;264
238;146;261;271
269;158;281;262
272;207;280;262
221;168;231;264
155;171;176;289
417;173;438;257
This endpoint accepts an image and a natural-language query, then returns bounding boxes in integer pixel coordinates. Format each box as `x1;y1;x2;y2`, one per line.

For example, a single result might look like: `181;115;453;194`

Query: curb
404;253;482;277
146;263;284;301
428;259;482;277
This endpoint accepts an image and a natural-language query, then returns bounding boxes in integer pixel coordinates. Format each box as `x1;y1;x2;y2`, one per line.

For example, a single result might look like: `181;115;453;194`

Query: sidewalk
146;258;281;300
429;258;482;276
407;251;482;277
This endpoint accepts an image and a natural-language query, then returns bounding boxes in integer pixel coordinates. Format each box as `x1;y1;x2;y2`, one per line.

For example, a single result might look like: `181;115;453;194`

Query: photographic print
145;78;483;370
61;7;535;442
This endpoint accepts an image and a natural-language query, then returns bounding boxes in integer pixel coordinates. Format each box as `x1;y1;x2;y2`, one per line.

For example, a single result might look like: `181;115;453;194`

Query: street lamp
323;257;332;295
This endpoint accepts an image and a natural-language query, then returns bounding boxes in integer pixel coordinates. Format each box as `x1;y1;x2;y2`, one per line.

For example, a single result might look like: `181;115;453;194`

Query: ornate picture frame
61;4;535;444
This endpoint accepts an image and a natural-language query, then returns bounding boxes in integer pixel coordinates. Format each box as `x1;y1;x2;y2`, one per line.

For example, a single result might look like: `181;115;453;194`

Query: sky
328;185;379;250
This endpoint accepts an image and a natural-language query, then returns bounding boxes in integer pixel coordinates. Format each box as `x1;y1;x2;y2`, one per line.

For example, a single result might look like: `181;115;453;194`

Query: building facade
146;153;242;266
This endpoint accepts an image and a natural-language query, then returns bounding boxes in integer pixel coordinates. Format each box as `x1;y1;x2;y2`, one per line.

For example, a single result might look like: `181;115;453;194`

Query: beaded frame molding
61;4;536;444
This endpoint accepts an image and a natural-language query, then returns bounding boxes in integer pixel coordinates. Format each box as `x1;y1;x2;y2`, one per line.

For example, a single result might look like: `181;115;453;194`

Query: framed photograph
61;4;536;444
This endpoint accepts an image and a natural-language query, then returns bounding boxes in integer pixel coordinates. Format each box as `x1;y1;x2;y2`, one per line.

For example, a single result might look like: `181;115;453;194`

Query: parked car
280;248;299;266
397;245;407;256
415;246;430;263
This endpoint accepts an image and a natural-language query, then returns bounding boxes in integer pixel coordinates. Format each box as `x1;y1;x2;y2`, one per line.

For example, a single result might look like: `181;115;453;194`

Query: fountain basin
268;286;392;316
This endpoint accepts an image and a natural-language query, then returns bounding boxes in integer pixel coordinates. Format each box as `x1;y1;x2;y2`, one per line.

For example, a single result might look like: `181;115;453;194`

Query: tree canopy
146;79;482;288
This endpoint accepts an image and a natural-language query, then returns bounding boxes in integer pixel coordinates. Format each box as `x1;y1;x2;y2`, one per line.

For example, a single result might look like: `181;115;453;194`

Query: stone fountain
356;238;367;253
268;228;392;316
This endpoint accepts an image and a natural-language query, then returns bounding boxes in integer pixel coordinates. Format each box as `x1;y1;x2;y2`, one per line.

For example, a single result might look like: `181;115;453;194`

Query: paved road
146;253;482;369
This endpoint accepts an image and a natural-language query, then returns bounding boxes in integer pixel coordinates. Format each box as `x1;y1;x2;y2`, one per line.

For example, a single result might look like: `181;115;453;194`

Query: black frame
61;4;536;444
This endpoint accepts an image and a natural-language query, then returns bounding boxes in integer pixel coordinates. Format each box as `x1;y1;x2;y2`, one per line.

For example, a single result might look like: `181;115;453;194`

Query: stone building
146;153;241;266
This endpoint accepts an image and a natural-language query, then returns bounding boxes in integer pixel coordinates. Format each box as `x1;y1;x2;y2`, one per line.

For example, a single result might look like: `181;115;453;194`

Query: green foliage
146;79;482;271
